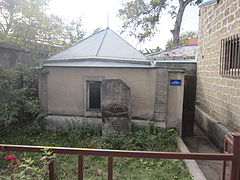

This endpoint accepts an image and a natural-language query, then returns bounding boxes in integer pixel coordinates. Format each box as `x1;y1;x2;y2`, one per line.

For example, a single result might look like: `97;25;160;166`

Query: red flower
5;154;16;160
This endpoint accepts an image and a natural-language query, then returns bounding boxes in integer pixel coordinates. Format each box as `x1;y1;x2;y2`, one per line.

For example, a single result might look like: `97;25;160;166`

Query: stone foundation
43;115;166;132
195;106;231;150
44;115;102;131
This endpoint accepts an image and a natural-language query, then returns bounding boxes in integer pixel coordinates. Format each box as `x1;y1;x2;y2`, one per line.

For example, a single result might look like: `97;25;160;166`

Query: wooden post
108;156;113;180
49;161;55;180
230;132;240;180
78;154;84;180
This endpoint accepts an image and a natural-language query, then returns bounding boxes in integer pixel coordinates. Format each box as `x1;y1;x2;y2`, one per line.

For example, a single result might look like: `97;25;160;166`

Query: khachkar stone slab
101;79;131;134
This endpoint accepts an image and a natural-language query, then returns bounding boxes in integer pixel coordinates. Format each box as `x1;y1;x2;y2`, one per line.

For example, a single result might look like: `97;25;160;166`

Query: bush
96;124;177;151
0;64;40;127
97;131;128;150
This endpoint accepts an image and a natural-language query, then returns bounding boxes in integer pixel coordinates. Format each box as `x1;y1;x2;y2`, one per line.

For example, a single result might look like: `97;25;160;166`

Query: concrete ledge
43;115;167;131
195;106;231;150
132;119;166;129
176;136;207;180
44;115;102;131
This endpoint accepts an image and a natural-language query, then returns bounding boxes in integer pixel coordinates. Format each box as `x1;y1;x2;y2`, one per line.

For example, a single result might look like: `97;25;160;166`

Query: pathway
183;125;230;180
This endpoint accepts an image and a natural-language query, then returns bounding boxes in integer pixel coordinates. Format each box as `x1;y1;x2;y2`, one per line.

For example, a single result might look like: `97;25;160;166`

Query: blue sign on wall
170;80;182;86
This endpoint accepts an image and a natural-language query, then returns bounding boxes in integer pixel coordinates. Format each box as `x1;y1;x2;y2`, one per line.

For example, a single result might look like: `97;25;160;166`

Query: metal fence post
108;156;113;180
49;161;55;180
78;154;84;180
230;132;240;180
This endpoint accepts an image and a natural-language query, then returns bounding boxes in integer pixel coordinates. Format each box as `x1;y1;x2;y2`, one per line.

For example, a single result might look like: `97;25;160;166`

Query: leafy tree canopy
92;27;103;35
140;46;162;55
165;31;197;49
0;0;85;51
118;0;194;47
0;64;39;127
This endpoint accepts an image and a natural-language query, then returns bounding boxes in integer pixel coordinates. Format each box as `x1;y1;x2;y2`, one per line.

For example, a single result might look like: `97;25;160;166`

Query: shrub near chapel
0;64;39;127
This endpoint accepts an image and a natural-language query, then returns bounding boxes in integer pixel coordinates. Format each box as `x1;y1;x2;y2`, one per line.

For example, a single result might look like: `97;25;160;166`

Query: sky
49;0;199;50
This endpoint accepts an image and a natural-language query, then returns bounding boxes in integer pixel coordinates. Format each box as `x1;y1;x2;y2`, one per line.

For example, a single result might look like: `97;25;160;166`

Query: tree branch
0;11;9;33
171;0;192;47
183;0;193;7
0;23;6;32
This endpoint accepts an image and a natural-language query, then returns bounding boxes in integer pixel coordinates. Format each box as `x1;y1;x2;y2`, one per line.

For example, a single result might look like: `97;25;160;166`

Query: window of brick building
220;34;240;76
87;81;101;110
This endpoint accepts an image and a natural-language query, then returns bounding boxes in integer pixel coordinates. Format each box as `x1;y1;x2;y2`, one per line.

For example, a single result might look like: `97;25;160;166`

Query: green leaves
165;31;197;49
95;124;177;151
0;0;85;53
140;46;162;54
118;0;168;42
119;0;194;47
0;64;39;127
0;124;192;179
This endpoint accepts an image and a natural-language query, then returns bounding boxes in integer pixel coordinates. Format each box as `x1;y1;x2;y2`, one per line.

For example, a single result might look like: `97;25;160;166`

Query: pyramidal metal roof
47;28;147;61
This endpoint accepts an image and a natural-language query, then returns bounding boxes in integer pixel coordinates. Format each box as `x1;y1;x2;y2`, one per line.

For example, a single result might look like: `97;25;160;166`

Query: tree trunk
171;0;192;47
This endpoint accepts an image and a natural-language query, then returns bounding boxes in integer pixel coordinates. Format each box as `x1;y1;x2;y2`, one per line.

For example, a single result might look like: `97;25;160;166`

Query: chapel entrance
182;76;197;137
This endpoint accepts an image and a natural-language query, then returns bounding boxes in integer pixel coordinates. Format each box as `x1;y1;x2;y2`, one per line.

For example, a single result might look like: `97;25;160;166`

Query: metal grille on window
220;33;240;76
88;81;101;110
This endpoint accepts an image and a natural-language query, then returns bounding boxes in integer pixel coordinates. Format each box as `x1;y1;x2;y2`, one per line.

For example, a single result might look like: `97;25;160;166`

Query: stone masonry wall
197;0;240;131
45;67;157;120
0;42;48;68
154;69;168;122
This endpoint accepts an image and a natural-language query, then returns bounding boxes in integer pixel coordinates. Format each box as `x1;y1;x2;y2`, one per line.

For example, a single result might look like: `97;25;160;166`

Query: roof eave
198;0;218;8
45;56;148;63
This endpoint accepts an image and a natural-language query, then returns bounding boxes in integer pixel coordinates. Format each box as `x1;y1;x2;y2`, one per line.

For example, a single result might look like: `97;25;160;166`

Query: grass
0;122;192;180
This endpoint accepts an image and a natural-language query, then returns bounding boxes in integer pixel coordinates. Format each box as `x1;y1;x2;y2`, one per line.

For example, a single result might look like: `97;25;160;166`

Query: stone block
224;8;230;16
157;69;168;77
154;104;167;113
195;106;231;150
40;100;48;113
154;112;166;122
155;86;168;97
157;77;168;86
44;115;102;131
228;15;235;23
39;91;47;100
101;79;131;134
38;74;47;91
132;119;166;130
155;95;167;104
236;9;240;19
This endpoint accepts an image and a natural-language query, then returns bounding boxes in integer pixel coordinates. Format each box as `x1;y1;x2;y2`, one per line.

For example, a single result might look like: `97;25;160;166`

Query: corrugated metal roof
156;59;197;63
147;44;197;58
47;28;147;61
148;55;196;63
43;60;152;68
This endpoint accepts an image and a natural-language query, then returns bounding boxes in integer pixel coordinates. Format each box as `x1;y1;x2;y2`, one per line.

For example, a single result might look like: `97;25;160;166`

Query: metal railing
1;132;240;180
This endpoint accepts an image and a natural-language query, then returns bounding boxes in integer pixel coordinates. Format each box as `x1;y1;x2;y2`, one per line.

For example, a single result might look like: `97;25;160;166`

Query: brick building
196;0;240;148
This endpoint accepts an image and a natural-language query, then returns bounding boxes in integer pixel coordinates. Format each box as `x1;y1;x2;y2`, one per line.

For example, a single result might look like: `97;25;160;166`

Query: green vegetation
0;0;85;52
140;46;162;55
118;0;194;47
165;31;197;49
0;64;40;127
0;123;192;180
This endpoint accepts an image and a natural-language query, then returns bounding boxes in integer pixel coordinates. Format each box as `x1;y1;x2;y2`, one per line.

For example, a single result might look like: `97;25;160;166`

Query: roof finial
106;12;109;29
